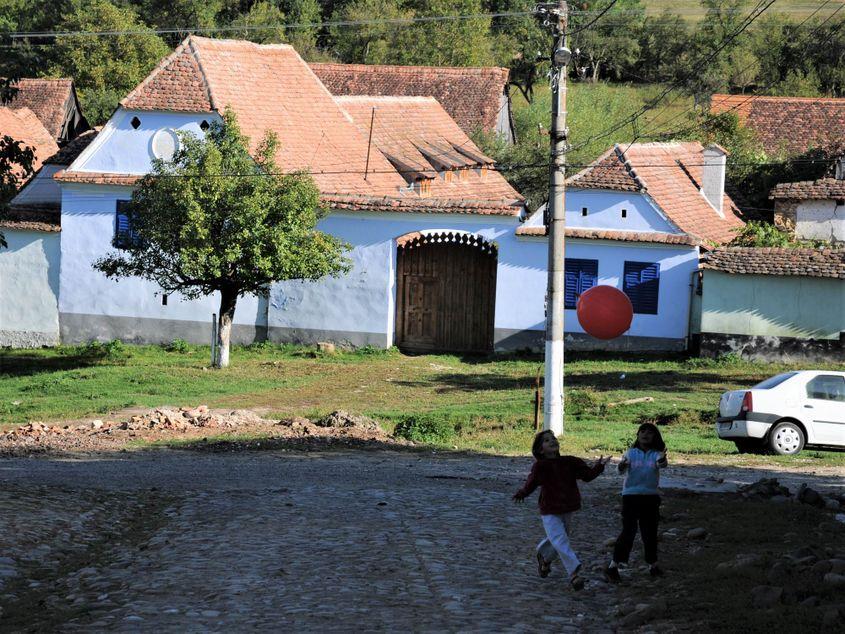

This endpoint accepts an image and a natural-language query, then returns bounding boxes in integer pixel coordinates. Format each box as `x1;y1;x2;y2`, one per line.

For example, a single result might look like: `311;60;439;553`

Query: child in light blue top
605;423;668;582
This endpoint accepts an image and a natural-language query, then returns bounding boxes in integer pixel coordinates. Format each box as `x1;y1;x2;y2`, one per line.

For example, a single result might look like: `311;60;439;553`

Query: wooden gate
395;232;497;353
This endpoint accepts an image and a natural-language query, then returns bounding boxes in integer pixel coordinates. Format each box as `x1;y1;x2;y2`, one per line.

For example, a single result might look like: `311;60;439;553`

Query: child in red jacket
513;430;610;590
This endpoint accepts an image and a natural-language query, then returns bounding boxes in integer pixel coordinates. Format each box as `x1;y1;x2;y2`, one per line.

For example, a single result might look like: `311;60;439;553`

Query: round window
151;128;180;161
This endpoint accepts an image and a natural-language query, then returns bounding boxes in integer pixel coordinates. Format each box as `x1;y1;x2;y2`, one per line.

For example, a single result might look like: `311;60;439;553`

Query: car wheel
734;439;760;454
768;421;805;456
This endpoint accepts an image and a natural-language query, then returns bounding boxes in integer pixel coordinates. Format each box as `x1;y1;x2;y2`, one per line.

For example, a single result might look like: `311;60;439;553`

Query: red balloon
576;285;633;340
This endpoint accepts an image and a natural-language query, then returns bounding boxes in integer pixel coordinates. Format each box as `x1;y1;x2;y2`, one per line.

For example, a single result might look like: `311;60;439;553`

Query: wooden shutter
623;261;660;314
564;258;598;309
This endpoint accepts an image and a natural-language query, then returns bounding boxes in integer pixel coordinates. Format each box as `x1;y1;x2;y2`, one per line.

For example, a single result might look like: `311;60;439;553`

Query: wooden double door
395;233;497;353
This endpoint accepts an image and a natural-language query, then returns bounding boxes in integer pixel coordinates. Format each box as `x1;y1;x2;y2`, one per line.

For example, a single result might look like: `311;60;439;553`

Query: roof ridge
614;145;648;191
186;36;217;112
309;61;510;75
334;95;438;102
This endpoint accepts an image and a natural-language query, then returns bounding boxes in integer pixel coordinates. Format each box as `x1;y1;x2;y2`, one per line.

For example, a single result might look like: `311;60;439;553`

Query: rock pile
314;410;381;432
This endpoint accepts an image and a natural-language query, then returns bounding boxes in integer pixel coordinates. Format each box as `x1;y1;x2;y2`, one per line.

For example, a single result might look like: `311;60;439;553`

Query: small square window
130;116;141;130
581;207;588;217
621;208;627;218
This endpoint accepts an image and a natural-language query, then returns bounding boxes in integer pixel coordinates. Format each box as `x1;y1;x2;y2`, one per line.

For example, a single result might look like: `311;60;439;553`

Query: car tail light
741;391;753;416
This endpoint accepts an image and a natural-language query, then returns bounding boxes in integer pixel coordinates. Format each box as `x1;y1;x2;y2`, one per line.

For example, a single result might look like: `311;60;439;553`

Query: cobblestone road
1;451;842;632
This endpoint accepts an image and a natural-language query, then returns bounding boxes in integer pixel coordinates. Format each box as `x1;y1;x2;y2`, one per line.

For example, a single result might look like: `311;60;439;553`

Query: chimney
835;156;845;180
701;144;727;217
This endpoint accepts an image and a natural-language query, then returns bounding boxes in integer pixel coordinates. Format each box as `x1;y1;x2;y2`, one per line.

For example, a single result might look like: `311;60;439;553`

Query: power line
637;0;845;143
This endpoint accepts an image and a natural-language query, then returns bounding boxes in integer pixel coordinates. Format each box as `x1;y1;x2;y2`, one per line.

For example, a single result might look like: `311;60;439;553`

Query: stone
811;560;833;577
822;607;843;629
317;342;336;354
835;514;845;524
797;484;825;508
829;559;845;575
823;573;845;588
799;596;820;607
750;585;783;608
687;527;708;540
826;498;842;511
201;610;221;617
767;562;792;586
90;420;103;430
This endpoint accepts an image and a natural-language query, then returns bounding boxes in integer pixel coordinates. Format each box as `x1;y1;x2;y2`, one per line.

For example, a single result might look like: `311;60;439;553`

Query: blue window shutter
564;258;598;309
623;261;660;314
114;200;134;249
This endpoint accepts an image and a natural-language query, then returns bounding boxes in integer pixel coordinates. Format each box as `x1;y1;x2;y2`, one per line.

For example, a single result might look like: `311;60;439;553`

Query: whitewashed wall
268;211;521;347
794;200;845;243
0;230;60;347
58;183;266;344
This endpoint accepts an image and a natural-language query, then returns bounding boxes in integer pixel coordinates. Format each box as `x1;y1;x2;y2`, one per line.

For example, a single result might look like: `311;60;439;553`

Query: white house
44;37;526;353
3;38;746;354
511;142;745;351
770;162;845;244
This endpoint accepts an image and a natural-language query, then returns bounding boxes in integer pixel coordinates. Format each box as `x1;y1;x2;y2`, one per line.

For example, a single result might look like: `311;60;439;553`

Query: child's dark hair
632;422;666;452
531;430;554;460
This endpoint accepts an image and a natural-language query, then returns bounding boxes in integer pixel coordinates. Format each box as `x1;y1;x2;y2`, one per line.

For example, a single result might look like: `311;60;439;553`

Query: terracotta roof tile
0;202;61;232
310;62;508;135
701;247;845;278
515;224;699;245
711;93;845;156
770;178;845;200
567;141;744;245
121;40;213;112
61;37;524;216
335;96;520;203
0;107;60;181
44;128;99;166
3;78;74;140
321;194;521;216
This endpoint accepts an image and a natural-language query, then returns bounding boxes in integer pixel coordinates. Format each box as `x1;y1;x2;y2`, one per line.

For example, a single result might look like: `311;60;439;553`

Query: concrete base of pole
543;339;564;436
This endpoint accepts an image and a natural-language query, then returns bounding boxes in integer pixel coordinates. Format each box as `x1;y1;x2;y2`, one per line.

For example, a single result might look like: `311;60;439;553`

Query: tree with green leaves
0;136;35;249
488;0;547;102
50;0;170;125
569;0;643;83
399;0;494;66
329;0;411;64
229;0;288;43
284;0;322;56
94;109;350;367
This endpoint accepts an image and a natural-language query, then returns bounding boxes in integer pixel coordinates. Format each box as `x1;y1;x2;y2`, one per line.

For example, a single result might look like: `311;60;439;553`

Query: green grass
3;343;845;465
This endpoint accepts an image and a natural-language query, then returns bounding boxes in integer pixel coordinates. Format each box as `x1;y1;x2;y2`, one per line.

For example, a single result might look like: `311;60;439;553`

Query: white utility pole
539;0;569;435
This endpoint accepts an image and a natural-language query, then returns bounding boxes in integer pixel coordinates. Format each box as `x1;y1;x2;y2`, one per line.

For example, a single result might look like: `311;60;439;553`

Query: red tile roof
310;62;509;136
64;37;523;216
711;93;845;156
515;224;700;245
567;142;744;245
0;107;60;180
0;203;61;232
3;78;76;140
702;247;845;279
335;96;521;203
323;194;521;216
45;128;99;166
119;37;404;197
770;178;845;200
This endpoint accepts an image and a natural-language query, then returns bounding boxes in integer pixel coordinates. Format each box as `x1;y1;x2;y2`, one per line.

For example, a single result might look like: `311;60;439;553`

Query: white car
717;370;845;455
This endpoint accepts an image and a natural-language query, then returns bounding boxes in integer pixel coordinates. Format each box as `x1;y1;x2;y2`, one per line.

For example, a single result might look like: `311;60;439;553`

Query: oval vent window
151;128;180;161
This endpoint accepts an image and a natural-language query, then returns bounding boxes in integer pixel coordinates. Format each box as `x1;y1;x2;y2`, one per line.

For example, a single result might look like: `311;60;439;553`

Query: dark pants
613;494;661;565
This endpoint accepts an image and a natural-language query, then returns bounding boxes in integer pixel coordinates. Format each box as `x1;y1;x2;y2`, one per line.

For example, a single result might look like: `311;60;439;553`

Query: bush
565;389;602;417
393;413;456;444
165;338;190;353
75;339;129;362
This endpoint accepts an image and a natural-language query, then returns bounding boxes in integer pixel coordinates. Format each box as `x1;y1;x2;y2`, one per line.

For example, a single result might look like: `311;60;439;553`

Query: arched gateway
395;231;497;353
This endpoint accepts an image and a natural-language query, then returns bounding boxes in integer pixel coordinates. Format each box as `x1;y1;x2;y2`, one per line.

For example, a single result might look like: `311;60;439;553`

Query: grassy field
2;342;844;465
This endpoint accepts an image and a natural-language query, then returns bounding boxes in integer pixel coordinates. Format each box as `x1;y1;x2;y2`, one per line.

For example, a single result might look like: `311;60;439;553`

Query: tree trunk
215;288;238;368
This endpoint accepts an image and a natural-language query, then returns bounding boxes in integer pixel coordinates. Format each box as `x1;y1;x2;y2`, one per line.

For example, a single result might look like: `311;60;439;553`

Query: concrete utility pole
539;0;569;436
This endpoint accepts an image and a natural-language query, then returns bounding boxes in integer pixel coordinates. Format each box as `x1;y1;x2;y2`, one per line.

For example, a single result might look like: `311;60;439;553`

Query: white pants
537;513;581;576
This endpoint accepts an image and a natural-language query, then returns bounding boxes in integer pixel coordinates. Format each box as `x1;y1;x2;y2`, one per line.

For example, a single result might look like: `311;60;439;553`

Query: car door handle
804;404;814;408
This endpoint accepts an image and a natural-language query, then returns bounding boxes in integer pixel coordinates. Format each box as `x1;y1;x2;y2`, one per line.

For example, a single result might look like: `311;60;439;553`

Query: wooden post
534;366;542;431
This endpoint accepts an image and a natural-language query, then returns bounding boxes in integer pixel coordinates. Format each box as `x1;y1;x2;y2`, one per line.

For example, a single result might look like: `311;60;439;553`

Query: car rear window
753;372;798;389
